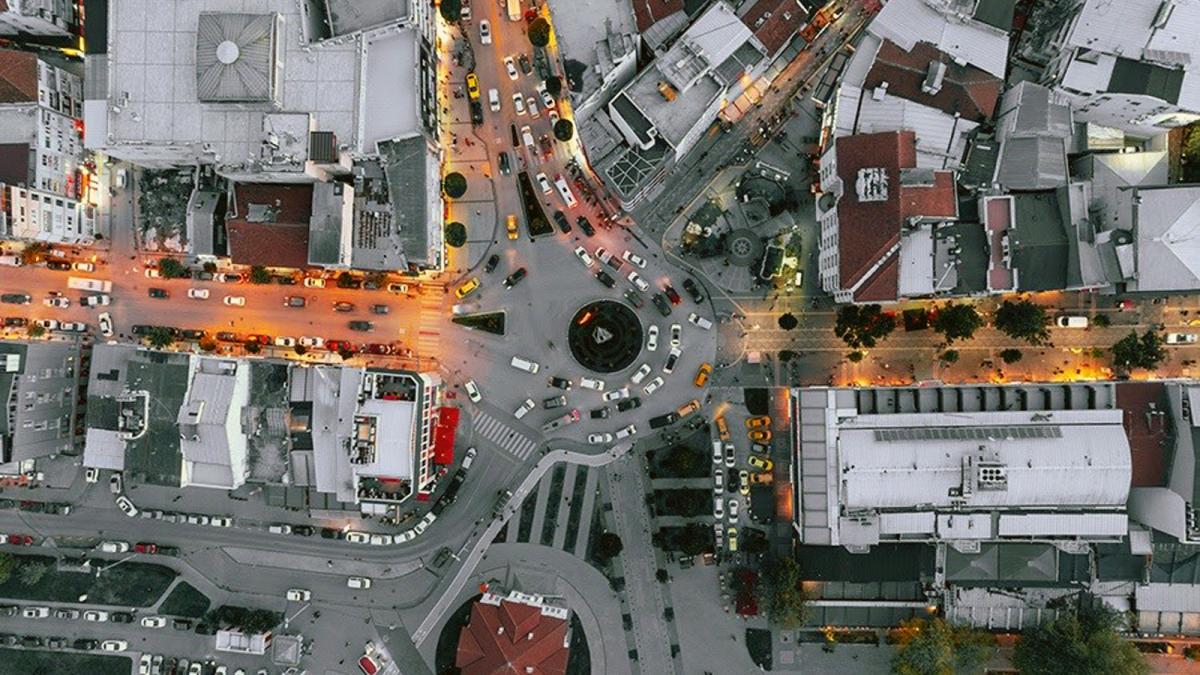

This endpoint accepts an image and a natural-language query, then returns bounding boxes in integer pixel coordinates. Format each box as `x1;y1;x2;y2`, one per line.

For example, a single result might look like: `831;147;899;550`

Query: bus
68;277;112;293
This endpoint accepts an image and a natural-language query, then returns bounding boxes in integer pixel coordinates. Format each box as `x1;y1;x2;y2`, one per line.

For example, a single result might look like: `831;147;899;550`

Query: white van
553;175;577;208
1055;315;1088;329
510;355;540;374
488;88;500;112
0;255;22;267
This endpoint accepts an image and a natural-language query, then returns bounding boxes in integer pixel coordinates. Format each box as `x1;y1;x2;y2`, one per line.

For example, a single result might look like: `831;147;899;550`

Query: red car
244;334;271;345
364;343;393;355
663;283;682;305
134;542;158;554
326;340;357;353
6;534;33;545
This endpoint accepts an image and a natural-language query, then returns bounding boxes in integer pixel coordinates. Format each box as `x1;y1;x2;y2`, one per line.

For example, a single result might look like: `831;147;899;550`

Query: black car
131;324;154;335
649;411;680;429
623;289;645;309
617;397;642;412
484;254;501;273
510;124;520;148
73;639;99;650
215;331;240;342
470;99;484;125
498;151;511;176
285;295;306;307
549;376;572;390
222;273;243;283
595;269;615;288
3;317;26;327
590;406;610;419
348;321;374;332
173;619;193;631
683;278;705;303
651;293;672;317
273;274;297;285
518;53;533;74
543;395;567;409
181;329;205;340
292;525;315;536
0;606;15;617
46;261;71;271
503;267;527;289
370;304;390;315
1;293;31;304
111;612;134;624
148;288;168;299
0;634;16;646
193;271;214;281
20;636;43;648
553;210;571;233
576;216;595;237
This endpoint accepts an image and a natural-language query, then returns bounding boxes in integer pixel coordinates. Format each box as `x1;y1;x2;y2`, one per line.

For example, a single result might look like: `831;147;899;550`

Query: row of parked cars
0;631;126;652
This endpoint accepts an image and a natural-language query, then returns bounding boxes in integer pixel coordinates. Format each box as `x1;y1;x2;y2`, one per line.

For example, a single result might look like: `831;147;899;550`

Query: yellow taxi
693;362;712;387
676;399;701;417
466;73;480;100
748;455;774;472
745;415;771;429
714;415;730;441
455;277;481;299
748;429;772;443
506;214;519;240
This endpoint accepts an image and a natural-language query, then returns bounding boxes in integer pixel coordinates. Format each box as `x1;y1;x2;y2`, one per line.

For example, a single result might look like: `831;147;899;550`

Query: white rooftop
359;28;420;153
1121;185;1200;292
868;0;1009;78
1062;0;1200;64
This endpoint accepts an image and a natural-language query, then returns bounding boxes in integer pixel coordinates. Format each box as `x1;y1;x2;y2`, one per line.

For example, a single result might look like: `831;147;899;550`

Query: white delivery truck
507;0;522;21
68;277;112;293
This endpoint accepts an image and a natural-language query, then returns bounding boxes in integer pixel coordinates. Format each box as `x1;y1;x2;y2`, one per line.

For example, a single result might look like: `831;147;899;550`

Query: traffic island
567;300;643;374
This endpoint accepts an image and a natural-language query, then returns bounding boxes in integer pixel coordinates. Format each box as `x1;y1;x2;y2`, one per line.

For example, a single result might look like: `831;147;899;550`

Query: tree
656;569;670;583
999;348;1023;364
1093;313;1111;328
1013;599;1147;675
544;76;562;97
932;303;983;344
891;617;994;675
528;18;551;47
338;347;355;361
27;324;45;338
994;300;1051;345
760;554;807;628
847;351;864;363
445;221;467;248
240;609;281;635
438;0;462;22
147;327;174;349
249;265;271;284
778;313;798;330
941;349;960;364
553;119;574;142
20;241;49;264
18;561;47;586
834;304;896;349
198;338;217;353
779;350;798;362
1112;330;1166;371
594;532;623;562
442;172;468;199
675;524;710;556
0;552;16;585
158;257;189;279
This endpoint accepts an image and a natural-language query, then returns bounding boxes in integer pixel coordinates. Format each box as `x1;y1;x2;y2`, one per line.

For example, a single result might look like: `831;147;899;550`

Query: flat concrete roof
360;29;419;152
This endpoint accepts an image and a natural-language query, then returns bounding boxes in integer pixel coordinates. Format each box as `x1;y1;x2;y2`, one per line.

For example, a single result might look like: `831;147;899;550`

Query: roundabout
568;300;643;373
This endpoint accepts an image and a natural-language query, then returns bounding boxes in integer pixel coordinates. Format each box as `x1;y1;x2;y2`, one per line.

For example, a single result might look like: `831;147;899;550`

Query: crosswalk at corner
415;292;446;355
473;411;538;461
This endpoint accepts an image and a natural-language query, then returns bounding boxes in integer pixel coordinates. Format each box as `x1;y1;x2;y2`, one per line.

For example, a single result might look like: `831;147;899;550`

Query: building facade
0;339;86;474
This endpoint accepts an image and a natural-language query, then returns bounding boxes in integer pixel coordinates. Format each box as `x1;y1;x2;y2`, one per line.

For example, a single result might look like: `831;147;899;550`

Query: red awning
432;406;460;465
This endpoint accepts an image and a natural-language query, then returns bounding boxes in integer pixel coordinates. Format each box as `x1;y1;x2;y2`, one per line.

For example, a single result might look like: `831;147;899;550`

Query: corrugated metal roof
997;513;1127;537
868;0;1009;78
195;13;279;103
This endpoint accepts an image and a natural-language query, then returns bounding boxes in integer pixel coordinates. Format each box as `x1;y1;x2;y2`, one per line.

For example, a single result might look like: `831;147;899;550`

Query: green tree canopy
1112;330;1166;371
892;618;993;675
18;561;48;586
1013;599;1147;675
147;327;175;349
994;300;1051;345
244;342;262;354
439;0;462;22
0;553;16;585
158;257;189;279
760;554;808;628
778;313;798;330
941;349;960;364
445;221;467;248
553;119;574;142
847;350;864;363
528;18;551;47
544;76;562;97
594;532;623;562
442;172;468;199
27;324;45;338
20;241;49;264
999;348;1023;364
932;304;983;344
834;304;896;349
249;265;271;284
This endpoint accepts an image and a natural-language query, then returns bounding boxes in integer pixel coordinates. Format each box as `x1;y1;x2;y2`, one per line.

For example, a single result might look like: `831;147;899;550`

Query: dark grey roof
795;543;935;582
0;341;81;463
610;93;655;147
307;182;347;266
945;544;1070;586
195;13;280;103
997;136;1067;190
972;0;1016;31
369;136;435;270
1109;57;1184;105
187;189;227;258
1011;190;1070;291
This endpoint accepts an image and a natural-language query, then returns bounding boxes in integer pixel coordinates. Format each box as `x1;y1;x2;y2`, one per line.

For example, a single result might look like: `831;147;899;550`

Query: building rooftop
359;29;419;152
455;592;570;675
321;0;409;37
993;82;1072;191
366;135;440;271
0;340;80;466
0;48;38;103
194;13;280;104
225;183;314;269
739;0;809;57
863;40;1003;123
867;0;1010;79
1119;185;1200;292
629;0;684;33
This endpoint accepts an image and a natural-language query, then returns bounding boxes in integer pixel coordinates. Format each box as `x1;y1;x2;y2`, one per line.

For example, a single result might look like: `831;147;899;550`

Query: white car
44;293;69;308
72;261;95;272
59;321;87;332
98;312;114;338
1166;333;1198;345
223;295;245;306
463;446;478;470
603;387;630;402
186;288;209;300
303;277;326;288
83;294;111;306
728;498;739;519
688;312;713;330
580;377;605;391
286;589;311;602
540;87;555;109
574;246;595;267
724;443;735;468
663;347;681;374
115;495;138;517
488;88;500;112
36;318;59;331
141;616;167;628
714;497;724;520
536;172;552;193
514;398;536;419
465;380;482;402
345;531;370;544
144;268;161;278
100;640;128;652
23;606;50;619
139;654;152;675
504;56;519;80
623;250;647;268
347;576;372;589
479;19;492;44
85;466;100;482
588;432;613;444
210;516;233;527
299;336;324;349
185;514;210;526
670;324;682;348
627;270;649;292
527;96;539;118
630;363;652;385
100;540;130;553
643;376;664;396
369;534;393;546
615;423;637;439
274;336;296;348
646;325;659;351
553;174;577;207
84;610;109;622
269;524;292;535
714;468;725;494
712;440;723;464
512;93;526;115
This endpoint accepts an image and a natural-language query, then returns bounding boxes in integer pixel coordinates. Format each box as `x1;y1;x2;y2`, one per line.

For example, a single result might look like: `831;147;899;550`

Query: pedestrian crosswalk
474;411;538;461
415;292;446;356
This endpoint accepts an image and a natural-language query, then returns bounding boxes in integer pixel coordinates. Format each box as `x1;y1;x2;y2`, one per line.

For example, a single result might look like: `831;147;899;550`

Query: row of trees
0;553;49;586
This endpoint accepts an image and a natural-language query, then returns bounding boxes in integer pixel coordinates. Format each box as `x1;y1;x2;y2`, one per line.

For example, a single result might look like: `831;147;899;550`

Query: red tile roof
863;40;1003;123
225;183;314;269
0;48;38;105
455;595;569;675
1116;382;1170;488
853;253;899;302
630;0;684;32
741;0;809;56
833;131;957;301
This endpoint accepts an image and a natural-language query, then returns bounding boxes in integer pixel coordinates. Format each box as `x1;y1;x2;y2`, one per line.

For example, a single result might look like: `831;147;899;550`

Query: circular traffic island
568;300;643;373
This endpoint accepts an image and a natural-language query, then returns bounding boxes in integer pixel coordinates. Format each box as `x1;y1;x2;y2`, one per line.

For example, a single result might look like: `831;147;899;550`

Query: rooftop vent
657;81;677;101
872;82;888;100
855;168;889;202
976;463;1008;491
921;61;947;95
